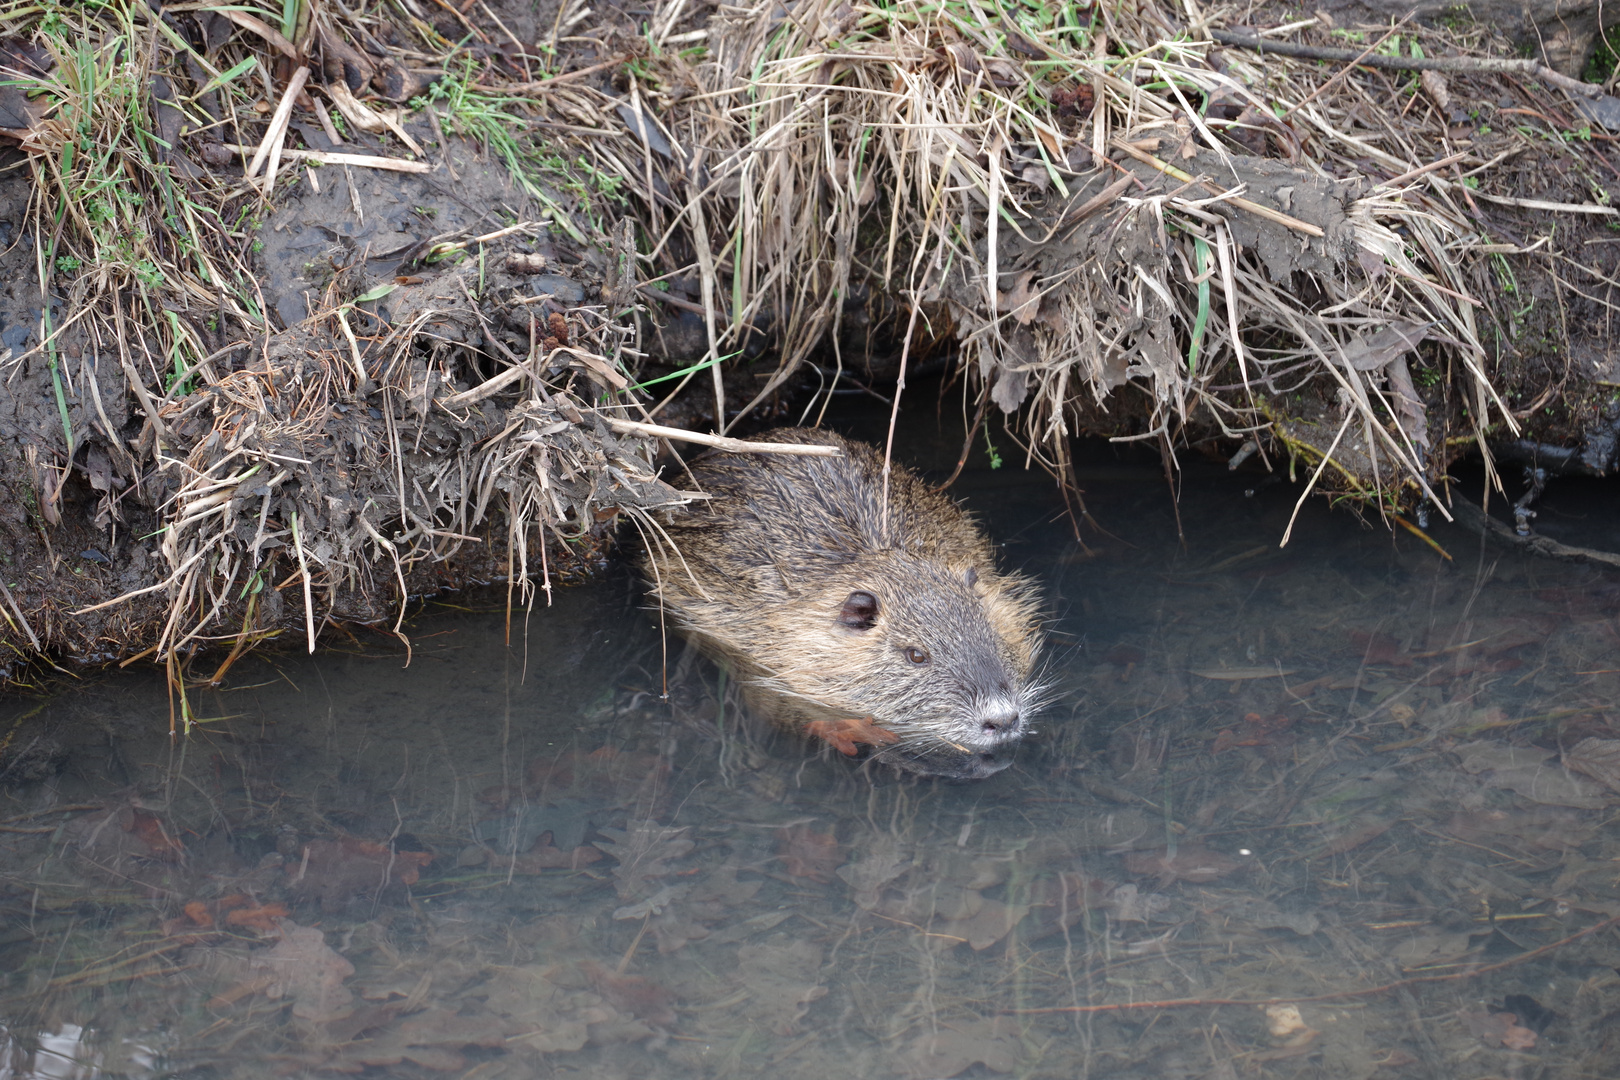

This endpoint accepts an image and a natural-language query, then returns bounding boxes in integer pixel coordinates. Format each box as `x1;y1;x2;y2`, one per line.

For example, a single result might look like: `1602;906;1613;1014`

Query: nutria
640;428;1043;780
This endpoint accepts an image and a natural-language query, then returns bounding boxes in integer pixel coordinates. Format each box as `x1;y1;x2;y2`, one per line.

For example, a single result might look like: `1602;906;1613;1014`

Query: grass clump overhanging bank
0;0;699;703
0;0;1616;687
603;0;1620;518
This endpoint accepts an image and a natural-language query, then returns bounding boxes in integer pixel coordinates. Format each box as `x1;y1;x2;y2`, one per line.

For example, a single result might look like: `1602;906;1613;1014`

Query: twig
881;296;922;546
1110;139;1326;237
474;55;628;94
937;393;991;492
1;303;95;370
246;65;310;183
1451;493;1620;566
1467;191;1619;215
1212;30;1605;98
290;510;316;654
0;576;40;651
438;363;533;409
1377;149;1473;189
1280;412;1352;547
1068;173;1136;224
216;9;297;58
71;548;208;615
223;143;431;174
427;221;545;256
49;939;194;989
312;96;343;146
1283;14;1411;119
1012;914;1620;1015
0;804;100;825
602;418;842;456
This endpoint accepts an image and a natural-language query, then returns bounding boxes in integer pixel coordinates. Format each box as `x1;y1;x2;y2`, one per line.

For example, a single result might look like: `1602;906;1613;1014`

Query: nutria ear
838;590;879;630
964;566;978;588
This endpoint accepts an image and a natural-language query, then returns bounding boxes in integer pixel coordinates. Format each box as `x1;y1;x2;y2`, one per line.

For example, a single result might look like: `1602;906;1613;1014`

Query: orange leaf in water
160;899;218;939
777;825;841;883
1212;712;1295;754
1462;1008;1538;1050
578;960;676;1026
125;807;186;860
287;836;435;912
806;716;900;756
225;902;291;932
1348;630;1412;667
330;838;434;886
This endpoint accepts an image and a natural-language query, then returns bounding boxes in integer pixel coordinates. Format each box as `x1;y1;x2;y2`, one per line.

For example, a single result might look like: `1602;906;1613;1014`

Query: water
3;410;1619;1079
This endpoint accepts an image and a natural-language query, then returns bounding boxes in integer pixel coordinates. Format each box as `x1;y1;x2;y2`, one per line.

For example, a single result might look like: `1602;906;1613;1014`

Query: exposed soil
0;123;661;678
1;0;1619;685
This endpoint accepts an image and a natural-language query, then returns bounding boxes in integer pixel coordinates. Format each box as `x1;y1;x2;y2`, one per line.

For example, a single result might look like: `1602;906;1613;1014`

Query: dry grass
599;0;1616;524
0;1;695;695
0;0;1609;679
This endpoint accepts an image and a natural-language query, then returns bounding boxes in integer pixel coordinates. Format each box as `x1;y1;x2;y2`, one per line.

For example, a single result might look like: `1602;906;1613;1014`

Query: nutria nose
979;709;1023;737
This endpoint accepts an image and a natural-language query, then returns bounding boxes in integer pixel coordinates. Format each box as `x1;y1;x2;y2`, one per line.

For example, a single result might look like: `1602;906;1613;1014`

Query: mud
0;118;675;677
3;0;1620;682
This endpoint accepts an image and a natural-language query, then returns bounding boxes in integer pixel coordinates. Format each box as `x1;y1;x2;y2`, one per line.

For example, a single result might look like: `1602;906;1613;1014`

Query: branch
603;419;843;456
1210;30;1603;99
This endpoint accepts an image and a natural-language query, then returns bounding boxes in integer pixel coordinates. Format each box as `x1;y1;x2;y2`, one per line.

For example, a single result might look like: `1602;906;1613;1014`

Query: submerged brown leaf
737;939;828;1036
777;825;841;882
252;921;355;1022
597;820;695;901
1461;1008;1538;1050
1456;742;1609;809
902;1017;1020;1077
578;960;677;1026
287;836;434;913
1564;737;1620;792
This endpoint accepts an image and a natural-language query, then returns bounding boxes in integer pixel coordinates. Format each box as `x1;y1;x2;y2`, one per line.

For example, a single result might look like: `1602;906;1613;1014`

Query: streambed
2;416;1619;1079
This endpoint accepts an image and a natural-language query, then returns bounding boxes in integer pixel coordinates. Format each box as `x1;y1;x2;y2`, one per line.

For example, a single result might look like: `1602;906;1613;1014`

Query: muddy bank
598;0;1620;514
0;115;691;683
2;0;1620;683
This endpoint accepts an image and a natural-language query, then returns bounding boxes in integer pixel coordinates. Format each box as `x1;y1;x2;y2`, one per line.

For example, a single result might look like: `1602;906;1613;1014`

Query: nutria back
640;428;1043;779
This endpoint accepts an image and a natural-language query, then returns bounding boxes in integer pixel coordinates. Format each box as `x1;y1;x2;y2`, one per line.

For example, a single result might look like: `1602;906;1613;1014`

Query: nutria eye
903;646;930;665
839;591;879;630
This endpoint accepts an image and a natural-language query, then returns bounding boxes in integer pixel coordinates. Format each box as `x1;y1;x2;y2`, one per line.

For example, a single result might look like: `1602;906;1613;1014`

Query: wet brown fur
640;428;1044;778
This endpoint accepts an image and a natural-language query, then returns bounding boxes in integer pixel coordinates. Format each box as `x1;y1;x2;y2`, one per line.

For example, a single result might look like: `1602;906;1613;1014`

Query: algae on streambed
3;433;1620;1078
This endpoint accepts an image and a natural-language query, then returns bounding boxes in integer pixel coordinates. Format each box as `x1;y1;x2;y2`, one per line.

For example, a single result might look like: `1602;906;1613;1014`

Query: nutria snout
639;427;1044;780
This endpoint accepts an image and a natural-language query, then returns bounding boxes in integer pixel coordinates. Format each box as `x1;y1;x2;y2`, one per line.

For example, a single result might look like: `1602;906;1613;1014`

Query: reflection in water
2;429;1619;1079
0;1024;158;1079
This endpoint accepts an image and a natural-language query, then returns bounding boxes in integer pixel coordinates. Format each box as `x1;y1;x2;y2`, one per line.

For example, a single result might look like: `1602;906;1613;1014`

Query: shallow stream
3;408;1620;1079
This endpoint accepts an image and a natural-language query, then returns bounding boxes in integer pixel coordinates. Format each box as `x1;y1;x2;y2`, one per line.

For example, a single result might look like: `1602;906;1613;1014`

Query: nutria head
640;426;1045;780
771;556;1042;780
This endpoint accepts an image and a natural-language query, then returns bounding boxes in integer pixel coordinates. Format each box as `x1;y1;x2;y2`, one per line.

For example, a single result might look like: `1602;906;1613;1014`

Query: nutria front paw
806;717;901;757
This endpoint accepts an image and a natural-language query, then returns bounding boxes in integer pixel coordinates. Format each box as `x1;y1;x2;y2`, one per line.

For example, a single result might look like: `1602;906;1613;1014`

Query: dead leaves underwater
6;0;1619;675
18;599;1620;1080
